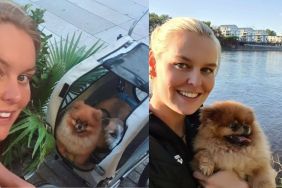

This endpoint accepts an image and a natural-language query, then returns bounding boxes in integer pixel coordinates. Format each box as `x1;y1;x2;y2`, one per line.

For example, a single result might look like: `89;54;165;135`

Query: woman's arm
193;170;249;188
0;163;35;187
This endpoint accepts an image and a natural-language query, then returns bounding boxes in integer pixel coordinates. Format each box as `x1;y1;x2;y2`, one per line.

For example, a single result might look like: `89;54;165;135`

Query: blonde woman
0;1;40;187
149;17;249;188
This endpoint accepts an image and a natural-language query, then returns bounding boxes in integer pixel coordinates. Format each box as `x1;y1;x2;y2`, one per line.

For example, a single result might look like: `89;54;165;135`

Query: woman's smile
0;111;12;118
177;90;201;98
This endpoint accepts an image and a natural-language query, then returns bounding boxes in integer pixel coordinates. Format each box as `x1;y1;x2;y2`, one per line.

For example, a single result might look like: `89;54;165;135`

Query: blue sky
150;0;282;35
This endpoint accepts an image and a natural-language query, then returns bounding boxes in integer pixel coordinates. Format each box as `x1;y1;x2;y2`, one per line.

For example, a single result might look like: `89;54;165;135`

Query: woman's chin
0;134;9;141
172;105;198;115
174;100;202;115
0;127;12;141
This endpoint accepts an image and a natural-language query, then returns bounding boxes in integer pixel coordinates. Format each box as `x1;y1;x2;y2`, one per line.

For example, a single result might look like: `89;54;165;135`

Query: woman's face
0;23;36;141
152;31;218;115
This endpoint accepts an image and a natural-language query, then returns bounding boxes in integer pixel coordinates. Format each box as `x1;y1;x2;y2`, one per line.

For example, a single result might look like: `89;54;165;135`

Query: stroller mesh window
59;66;108;112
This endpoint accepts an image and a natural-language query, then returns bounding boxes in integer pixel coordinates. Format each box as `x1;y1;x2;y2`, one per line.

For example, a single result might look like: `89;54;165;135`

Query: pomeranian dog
192;101;276;188
56;99;129;166
56;101;103;166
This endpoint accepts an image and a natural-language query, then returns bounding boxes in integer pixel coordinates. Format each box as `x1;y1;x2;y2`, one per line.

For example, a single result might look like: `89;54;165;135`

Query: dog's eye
110;131;117;138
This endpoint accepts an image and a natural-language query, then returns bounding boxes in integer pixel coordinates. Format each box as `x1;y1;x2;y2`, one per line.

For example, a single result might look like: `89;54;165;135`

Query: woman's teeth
0;112;11;118
178;91;199;98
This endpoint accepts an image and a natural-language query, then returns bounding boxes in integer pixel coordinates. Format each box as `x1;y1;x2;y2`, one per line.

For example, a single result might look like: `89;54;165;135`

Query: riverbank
223;44;282;51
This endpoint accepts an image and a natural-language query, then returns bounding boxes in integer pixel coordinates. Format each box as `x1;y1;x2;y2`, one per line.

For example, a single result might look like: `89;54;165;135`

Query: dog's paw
199;156;214;176
195;152;214;176
199;160;214;176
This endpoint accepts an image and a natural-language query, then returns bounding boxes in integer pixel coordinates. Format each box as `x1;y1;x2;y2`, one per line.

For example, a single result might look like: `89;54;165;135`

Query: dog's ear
92;109;103;123
200;106;222;124
243;108;255;124
72;101;85;109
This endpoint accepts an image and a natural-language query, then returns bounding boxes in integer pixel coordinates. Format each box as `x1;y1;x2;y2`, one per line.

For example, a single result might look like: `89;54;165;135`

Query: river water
206;51;282;152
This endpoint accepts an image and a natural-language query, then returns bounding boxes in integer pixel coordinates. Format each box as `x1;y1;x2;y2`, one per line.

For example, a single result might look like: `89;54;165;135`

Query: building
253;30;268;43
219;24;281;44
219;25;239;37
238;28;254;42
267;35;282;44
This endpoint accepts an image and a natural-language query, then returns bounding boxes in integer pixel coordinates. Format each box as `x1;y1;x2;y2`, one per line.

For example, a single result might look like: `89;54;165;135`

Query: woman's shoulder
149;113;199;188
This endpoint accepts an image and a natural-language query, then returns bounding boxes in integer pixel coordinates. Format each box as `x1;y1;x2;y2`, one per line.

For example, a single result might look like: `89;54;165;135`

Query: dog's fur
95;97;131;121
95;97;131;149
56;98;131;166
192;101;276;188
56;101;103;166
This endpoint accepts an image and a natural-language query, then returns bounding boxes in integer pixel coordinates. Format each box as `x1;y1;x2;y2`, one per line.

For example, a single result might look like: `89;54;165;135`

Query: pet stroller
40;34;149;187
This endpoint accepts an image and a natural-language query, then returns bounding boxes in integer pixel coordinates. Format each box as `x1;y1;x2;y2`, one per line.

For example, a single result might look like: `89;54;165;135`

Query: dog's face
101;116;124;150
200;101;256;147
67;101;102;137
97;99;127;150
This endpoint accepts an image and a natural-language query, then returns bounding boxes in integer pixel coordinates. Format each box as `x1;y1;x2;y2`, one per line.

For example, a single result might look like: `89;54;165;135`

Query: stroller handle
128;9;149;36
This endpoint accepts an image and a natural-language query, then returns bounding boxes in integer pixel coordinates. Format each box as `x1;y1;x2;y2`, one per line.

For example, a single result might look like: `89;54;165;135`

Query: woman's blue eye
201;68;214;75
174;63;189;70
18;75;31;84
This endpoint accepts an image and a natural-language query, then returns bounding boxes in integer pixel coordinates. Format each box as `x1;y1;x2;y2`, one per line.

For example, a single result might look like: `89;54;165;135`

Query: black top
149;110;201;188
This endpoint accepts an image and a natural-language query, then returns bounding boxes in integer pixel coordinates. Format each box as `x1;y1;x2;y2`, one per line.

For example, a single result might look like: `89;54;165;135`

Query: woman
0;1;40;187
149;17;249;188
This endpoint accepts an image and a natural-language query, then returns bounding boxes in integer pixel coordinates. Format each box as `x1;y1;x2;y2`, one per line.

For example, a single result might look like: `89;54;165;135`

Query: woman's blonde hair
0;1;40;54
150;17;221;70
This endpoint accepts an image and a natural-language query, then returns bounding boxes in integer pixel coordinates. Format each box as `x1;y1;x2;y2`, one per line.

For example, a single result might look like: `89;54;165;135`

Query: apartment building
219;25;280;43
267;35;282;43
238;28;254;42
219;25;239;37
254;30;268;43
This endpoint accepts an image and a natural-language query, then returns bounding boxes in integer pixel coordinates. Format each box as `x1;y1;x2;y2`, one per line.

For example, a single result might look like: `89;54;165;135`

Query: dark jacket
149;110;201;188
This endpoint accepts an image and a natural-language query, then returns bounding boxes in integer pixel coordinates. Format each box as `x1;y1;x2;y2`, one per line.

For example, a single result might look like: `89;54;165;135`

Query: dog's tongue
226;135;252;146
237;136;251;144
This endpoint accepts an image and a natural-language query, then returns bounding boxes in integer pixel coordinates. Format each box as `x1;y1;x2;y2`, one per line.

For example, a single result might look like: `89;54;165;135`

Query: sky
150;0;282;35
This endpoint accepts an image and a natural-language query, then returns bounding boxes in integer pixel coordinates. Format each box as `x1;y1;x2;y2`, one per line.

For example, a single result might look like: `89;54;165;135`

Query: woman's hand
193;170;249;188
0;163;35;187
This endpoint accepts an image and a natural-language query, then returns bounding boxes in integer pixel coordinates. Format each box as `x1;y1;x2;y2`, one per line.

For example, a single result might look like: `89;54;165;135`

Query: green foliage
1;4;104;174
24;4;45;25
49;32;104;72
2;109;55;173
266;29;277;36
224;36;239;41
203;21;211;27
149;12;171;34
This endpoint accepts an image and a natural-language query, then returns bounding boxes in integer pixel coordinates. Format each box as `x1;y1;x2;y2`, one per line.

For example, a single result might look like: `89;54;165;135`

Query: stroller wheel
138;164;149;187
36;182;59;188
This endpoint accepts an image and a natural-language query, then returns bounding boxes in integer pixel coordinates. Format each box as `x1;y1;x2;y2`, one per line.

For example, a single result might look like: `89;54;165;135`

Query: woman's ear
149;50;156;78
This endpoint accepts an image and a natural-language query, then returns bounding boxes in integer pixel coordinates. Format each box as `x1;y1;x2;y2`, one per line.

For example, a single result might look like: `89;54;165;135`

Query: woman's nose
1;79;21;104
187;69;202;86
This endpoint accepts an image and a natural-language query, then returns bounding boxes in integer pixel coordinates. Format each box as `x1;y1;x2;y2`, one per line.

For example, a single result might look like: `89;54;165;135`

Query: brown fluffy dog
56;101;103;166
192;101;276;188
56;98;130;166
